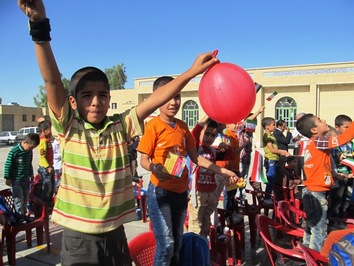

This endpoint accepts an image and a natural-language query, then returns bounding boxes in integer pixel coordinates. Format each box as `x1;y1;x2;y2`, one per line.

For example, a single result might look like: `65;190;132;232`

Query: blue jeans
147;182;188;266
302;187;328;251
11;179;30;215
264;159;278;200
38;166;55;203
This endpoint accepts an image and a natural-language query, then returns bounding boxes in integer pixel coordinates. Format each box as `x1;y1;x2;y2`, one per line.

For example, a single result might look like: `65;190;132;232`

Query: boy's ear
69;96;77;110
310;126;318;135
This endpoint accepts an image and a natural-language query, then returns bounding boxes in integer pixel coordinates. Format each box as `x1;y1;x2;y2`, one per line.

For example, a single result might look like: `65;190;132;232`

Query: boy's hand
188;52;219;77
151;163;171;182
221;169;239;184
5;179;12;187
280;150;290;157
18;0;46;21
218;142;229;152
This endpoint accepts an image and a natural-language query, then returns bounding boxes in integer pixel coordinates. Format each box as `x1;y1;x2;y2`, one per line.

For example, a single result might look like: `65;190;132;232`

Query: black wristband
29;18;51;42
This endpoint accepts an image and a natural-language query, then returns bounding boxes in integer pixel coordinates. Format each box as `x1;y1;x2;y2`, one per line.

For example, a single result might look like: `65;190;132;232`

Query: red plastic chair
277;200;306;235
128;231;156;266
133;179;148;222
255;214;305;266
249;181;277;219
298;243;328;266
0;186;50;266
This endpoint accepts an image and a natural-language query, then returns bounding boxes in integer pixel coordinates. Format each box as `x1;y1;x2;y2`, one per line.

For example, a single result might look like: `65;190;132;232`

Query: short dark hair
261;117;275;129
70;67;109;97
206;119;218;130
153;76;174;91
296;113;316;138
276;119;285;127
335;114;352;127
38;120;51;132
25;133;40;146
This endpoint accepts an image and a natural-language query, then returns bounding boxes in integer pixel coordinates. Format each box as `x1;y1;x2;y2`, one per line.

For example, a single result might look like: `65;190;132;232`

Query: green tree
104;64;127;90
33;74;71;107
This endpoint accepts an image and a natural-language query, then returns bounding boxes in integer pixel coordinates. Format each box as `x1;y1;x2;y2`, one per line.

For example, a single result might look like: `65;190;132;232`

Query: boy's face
158;94;181;119
202;126;218;147
43;128;52;138
312;116;329;135
287;159;297;169
226;123;237;132
266;121;276;132
22;141;37;151
69;81;111;128
336;121;351;134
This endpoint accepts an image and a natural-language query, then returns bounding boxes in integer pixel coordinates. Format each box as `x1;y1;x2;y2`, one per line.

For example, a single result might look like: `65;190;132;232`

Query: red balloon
199;62;256;124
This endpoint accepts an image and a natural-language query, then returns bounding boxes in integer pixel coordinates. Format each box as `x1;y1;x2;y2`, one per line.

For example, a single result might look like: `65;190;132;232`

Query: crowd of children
2;1;350;264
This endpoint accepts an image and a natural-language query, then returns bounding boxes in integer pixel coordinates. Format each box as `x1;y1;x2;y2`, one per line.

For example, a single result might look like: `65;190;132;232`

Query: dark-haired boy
18;0;220;264
328;114;353;229
37;120;55;204
138;76;238;265
296;114;354;251
261;117;290;204
4;133;40;217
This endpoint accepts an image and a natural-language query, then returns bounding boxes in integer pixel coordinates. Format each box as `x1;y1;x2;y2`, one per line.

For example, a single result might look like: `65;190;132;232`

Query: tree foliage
104;64;127;90
33;64;127;107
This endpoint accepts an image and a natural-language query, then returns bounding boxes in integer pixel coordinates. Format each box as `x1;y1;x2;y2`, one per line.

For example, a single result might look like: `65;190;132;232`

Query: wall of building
2;62;354;147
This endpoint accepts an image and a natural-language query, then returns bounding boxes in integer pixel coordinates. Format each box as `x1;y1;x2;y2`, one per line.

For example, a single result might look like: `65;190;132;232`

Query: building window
112;103;117;109
182;100;199;129
32;115;36;121
275;97;297;129
22;114;27;122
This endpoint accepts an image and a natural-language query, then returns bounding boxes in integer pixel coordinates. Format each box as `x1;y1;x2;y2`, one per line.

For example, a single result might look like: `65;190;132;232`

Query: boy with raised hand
296;114;354;251
137;76;238;265
18;1;219;264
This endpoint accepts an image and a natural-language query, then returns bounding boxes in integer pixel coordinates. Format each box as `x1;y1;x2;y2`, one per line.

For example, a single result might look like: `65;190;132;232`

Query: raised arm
18;0;66;118
136;53;219;123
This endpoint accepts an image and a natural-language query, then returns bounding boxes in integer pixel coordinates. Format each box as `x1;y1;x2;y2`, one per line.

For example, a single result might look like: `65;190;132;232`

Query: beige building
109;61;354;146
1;61;353;146
0;104;47;132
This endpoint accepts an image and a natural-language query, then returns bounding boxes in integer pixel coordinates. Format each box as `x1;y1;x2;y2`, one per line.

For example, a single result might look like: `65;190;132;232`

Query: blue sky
1;0;354;107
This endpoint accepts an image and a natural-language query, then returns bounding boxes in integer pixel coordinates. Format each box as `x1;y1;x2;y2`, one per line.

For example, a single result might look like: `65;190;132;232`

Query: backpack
179;232;210;266
0;195;22;225
329;232;354;266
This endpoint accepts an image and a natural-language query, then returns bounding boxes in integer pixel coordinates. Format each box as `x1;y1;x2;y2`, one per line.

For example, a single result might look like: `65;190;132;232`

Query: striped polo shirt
50;100;143;234
4;143;34;182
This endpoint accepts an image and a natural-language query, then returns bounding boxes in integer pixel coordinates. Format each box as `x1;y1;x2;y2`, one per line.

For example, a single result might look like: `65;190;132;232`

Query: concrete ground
0;144;272;266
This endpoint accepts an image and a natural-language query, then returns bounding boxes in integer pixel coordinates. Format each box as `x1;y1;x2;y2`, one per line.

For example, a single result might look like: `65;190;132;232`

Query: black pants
61;225;132;266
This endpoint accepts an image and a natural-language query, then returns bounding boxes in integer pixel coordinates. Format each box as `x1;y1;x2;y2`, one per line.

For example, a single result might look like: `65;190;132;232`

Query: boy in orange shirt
138;76;239;265
296;114;354;251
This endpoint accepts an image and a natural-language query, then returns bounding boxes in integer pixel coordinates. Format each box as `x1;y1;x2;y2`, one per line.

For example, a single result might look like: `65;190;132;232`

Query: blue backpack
180;232;210;266
329;232;354;266
0;195;22;225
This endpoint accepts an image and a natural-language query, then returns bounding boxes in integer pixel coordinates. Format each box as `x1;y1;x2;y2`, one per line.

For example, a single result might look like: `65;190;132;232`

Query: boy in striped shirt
18;0;219;264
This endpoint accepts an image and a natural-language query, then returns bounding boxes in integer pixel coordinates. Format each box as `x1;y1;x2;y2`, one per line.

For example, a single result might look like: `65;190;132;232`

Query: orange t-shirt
137;116;195;193
303;122;354;191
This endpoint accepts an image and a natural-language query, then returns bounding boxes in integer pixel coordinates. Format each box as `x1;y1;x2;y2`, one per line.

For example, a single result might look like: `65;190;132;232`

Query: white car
0;131;20;145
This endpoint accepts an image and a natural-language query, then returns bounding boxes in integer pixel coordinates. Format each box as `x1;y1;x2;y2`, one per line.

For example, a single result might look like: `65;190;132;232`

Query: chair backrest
128;231;156;266
277;200;306;234
179;232;210;266
255;214;305;266
298;243;328;266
